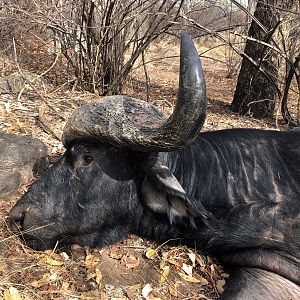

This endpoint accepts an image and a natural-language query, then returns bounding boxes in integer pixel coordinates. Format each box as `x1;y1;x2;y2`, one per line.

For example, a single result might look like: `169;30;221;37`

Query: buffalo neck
166;129;300;213
131;204;194;245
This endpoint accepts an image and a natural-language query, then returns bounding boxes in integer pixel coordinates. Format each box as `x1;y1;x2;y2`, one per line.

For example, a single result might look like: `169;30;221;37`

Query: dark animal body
9;33;300;299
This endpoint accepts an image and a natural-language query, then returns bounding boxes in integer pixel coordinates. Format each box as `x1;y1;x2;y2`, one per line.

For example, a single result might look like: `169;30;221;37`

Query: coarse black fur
9;128;300;299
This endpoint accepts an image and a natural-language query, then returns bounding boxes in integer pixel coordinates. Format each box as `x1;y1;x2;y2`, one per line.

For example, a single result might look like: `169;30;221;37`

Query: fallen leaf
178;272;200;283
145;249;156;260
168;285;178;297
210;264;218;279
195;255;205;267
95;268;103;284
49;272;58;281
3;287;22;300
207;256;213;264
17;121;24;128
160;265;170;284
108;245;124;259
31;274;49;288
167;257;181;267
47;258;64;266
4;102;10;113
105;284;115;290
0;262;7;274
85;254;100;268
182;263;193;276
31;272;58;288
30;279;44;288
198;276;209;286
61;281;70;291
124;255;140;269
211;264;215;272
128;284;142;292
142;283;152;298
221;272;230;278
216;279;226;294
60;252;70;260
159;261;165;269
126;288;135;300
101;291;108;300
188;251;196;267
169;281;182;297
44;250;61;260
82;279;98;291
178;272;208;285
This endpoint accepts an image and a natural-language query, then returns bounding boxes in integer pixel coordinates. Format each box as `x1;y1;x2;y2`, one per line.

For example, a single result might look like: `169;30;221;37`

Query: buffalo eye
83;155;93;165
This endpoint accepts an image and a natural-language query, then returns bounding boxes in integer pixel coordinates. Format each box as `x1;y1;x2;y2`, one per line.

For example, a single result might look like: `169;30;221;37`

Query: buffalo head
9;33;208;250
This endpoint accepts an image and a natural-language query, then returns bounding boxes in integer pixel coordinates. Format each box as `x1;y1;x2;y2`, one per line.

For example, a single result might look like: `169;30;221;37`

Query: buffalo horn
62;32;206;151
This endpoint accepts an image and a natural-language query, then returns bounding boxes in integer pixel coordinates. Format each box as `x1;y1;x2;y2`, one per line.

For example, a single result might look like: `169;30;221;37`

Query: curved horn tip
180;32;192;42
180;32;201;66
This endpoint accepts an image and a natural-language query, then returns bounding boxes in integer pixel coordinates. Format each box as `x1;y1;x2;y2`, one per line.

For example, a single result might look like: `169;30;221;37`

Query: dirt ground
0;41;289;300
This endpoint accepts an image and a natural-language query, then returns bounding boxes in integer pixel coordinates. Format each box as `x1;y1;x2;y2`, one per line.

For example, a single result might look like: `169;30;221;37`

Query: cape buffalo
9;33;300;299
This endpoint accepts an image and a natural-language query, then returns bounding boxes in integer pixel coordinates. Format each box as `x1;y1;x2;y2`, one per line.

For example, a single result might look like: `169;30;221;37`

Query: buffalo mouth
21;235;57;251
8;221;60;251
12;232;77;251
11;229;99;251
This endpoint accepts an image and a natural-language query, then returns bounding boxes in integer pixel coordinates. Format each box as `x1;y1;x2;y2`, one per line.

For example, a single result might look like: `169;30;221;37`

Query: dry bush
277;2;300;125
0;0;249;96
180;1;300;124
172;1;247;78
0;0;187;95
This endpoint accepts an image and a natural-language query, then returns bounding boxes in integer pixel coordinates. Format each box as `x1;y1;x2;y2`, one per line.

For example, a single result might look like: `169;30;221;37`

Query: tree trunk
231;0;279;118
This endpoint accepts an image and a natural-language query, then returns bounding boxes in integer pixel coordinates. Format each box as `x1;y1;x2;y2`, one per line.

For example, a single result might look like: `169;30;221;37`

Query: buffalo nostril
9;210;25;233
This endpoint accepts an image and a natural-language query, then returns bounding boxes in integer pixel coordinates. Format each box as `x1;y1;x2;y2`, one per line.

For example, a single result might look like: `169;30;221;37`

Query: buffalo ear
141;163;208;227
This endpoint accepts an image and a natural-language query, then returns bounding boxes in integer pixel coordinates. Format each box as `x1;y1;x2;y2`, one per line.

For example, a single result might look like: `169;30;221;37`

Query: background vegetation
0;0;299;124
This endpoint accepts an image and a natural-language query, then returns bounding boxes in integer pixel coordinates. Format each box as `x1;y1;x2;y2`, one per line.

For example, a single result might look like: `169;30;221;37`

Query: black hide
9;128;300;299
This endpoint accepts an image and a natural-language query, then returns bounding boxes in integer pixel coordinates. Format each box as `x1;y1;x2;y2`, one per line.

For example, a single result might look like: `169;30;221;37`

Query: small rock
0;133;49;200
